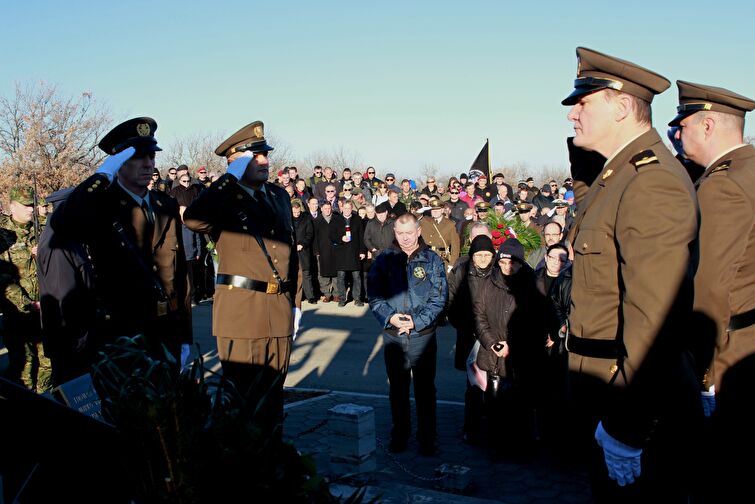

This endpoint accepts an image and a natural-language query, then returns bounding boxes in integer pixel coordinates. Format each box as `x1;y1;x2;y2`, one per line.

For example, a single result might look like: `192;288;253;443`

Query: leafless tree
0;81;111;204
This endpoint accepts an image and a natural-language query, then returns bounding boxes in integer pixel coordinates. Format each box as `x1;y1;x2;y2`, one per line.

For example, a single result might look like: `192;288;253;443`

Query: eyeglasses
546;255;567;263
326;189;335;193
367;171;375;174
180;179;190;183
168;171;177;175
386;178;394;181
544;233;561;238
450;191;459;195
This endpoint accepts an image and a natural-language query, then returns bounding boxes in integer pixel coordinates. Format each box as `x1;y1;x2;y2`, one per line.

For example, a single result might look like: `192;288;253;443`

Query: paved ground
2;299;592;503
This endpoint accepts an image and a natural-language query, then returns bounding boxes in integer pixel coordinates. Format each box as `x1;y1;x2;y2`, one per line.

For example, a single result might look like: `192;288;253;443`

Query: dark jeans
337;270;361;301
383;331;437;445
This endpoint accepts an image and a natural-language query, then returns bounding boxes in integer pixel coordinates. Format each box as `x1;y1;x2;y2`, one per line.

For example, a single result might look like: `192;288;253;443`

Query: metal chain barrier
375;436;448;482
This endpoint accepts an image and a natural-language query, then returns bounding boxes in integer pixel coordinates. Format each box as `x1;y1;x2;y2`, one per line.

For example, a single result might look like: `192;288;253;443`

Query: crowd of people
2;44;754;504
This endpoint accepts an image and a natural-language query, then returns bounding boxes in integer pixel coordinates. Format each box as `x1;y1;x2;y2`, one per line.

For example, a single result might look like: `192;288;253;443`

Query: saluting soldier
184;121;302;437
50;117;192;365
420;198;460;272
0;186;51;392
669;81;755;500
562;48;700;500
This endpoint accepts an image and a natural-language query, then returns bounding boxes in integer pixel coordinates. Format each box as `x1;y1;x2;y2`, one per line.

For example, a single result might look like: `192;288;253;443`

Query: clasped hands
389;313;415;335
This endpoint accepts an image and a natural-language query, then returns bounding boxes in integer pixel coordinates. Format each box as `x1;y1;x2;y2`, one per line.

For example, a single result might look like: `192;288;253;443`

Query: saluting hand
96;146;135;181
226;151;254;180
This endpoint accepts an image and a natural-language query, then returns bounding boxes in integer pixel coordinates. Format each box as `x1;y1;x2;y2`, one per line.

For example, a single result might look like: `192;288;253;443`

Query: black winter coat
331;213;366;271
313;214;339;277
293;213;315;272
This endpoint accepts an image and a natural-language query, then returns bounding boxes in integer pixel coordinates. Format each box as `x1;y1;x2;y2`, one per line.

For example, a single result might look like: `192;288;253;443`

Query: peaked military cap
428;198;443;209
474;201;491;211
562;47;670;106
669;80;755;126
215;120;274;158
9;185;35;205
99;117;161;155
552;199;569;208
515;202;534;213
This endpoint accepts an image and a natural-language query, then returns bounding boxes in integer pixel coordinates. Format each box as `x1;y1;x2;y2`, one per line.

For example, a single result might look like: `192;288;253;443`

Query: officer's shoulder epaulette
630;150;659;170
709;159;731;175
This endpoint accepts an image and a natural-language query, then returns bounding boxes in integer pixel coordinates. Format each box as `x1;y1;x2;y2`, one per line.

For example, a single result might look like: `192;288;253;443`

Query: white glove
180;343;191;367
226;151;254;180
595;421;642;486
292;307;302;341
95;146;135;181
701;386;716;418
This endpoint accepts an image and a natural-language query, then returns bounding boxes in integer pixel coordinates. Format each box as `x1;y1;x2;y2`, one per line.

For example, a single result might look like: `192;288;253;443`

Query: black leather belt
216;274;291;295
729;307;755;332
566;335;618;359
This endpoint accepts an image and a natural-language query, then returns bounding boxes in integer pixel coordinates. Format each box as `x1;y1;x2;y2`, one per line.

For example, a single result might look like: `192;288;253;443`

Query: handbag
466;340;488;391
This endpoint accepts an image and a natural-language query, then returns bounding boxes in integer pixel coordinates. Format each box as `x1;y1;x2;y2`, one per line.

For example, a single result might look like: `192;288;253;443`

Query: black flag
469;139;490;181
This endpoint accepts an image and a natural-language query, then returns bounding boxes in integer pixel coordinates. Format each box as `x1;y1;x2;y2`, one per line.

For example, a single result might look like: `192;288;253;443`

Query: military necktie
141;200;154;224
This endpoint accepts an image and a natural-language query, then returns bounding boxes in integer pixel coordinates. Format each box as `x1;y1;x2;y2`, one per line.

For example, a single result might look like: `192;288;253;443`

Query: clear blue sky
3;0;754;179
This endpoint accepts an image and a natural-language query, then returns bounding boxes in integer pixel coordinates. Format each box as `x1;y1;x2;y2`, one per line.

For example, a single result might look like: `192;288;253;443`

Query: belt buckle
266;282;279;294
156;301;168;317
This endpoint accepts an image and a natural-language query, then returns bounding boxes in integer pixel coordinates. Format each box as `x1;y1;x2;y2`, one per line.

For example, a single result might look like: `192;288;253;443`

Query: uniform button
609;364;618;375
87;188;93;192
273;259;278;264
582;243;588;249
237;194;243;199
152;265;158;271
271;230;275;235
272;245;276;249
242;225;248;230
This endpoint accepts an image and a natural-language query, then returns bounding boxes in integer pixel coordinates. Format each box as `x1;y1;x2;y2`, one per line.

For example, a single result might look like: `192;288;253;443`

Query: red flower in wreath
491;230;502;238
493;237;504;247
496;223;504;229
504;229;511;237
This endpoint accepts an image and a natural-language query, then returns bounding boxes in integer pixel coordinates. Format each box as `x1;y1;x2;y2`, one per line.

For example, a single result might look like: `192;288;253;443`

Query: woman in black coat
472;238;554;457
313;202;339;300
292;201;316;303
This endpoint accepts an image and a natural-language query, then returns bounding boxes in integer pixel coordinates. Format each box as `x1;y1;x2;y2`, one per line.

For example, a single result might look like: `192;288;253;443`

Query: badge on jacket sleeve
413;266;426;279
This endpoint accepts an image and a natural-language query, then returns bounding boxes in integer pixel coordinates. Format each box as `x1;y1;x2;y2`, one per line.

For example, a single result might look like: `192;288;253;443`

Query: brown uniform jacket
567;129;699;445
49;174;192;351
184;175;301;340
420;216;460;268
693;144;755;390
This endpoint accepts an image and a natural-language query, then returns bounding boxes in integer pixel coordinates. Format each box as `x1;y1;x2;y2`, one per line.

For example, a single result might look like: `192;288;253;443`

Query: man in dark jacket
292;200;316;304
368;213;448;456
313;201;338;302
332;200;366;306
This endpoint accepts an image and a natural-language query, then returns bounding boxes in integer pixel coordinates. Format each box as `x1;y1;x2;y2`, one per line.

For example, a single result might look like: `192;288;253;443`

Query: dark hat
498;238;525;263
428;198;443;209
98;117;162;155
9;185;35;205
541;184;552;193
669;80;755;126
385;172;396;179
493;172;505;179
152;168;160;176
214;120;273;158
515;202;533;213
177;164;189;172
469;235;496;256
493;200;506;207
474;201;491;212
526;177;534;182
459;173;468;179
562;47;670;106
375;201;391;213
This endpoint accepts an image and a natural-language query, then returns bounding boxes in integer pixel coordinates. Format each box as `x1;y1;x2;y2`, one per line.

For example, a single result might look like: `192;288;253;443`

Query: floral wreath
461;211;541;255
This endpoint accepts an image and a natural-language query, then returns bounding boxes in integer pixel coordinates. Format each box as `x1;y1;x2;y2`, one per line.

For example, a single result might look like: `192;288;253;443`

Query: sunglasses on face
386;178;394;182
367;171;375;175
450;191;459;195
180;179;190;183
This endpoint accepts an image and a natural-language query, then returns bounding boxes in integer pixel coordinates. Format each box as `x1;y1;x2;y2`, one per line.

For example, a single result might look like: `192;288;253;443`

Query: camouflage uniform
0;186;51;392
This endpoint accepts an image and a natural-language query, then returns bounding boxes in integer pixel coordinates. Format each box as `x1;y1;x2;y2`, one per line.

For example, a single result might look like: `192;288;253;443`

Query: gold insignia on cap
136;123;151;137
253;125;264;138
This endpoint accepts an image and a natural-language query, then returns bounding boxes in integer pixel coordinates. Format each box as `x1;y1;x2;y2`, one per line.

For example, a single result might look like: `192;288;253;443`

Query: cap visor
668;111;693;127
561;86;605;106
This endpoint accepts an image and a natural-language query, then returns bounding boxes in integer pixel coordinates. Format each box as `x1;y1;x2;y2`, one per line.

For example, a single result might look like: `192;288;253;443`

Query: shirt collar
117;179;151;208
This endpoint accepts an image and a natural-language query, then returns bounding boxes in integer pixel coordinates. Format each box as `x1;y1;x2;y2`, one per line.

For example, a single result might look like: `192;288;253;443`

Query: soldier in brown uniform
562;48;701;501
50;118;192;366
184;121;301;437
420;198;460;272
669;82;755;499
